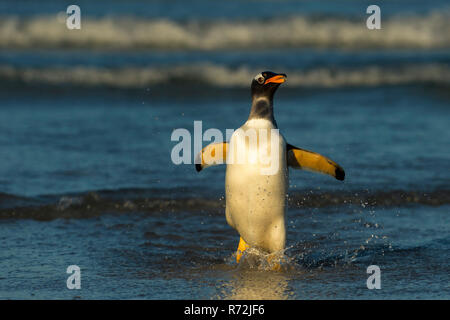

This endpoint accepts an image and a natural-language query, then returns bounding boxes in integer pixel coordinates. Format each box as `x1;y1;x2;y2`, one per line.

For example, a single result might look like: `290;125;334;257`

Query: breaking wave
0;189;448;220
0;11;449;50
1;63;449;88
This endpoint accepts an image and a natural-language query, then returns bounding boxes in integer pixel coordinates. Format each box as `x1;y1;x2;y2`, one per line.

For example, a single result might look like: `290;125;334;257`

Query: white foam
1;63;449;88
0;11;449;49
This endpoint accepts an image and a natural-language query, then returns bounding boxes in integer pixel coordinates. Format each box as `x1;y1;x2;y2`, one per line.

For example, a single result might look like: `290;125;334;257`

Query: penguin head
251;71;287;99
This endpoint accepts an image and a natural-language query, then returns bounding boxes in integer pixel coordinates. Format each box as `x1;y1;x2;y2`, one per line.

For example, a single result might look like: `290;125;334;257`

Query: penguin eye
257;76;265;84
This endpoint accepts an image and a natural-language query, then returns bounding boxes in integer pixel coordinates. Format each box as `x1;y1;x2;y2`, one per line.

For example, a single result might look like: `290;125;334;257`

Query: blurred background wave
0;0;449;90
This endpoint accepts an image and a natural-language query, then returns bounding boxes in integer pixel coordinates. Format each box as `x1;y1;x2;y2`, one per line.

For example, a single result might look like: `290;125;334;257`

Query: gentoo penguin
195;71;345;265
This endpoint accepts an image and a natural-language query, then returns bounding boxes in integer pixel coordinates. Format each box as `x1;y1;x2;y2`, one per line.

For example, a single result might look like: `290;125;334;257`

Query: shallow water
1;203;449;299
0;0;449;299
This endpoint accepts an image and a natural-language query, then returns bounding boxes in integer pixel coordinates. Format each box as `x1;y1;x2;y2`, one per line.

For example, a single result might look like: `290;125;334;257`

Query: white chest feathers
225;119;288;253
226;119;285;176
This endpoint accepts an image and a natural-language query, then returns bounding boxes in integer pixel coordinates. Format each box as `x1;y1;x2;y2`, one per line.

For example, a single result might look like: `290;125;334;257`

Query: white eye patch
254;73;265;84
254;73;263;81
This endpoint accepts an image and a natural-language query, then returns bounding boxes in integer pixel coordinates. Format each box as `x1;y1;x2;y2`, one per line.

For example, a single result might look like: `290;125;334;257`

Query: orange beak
264;74;286;85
